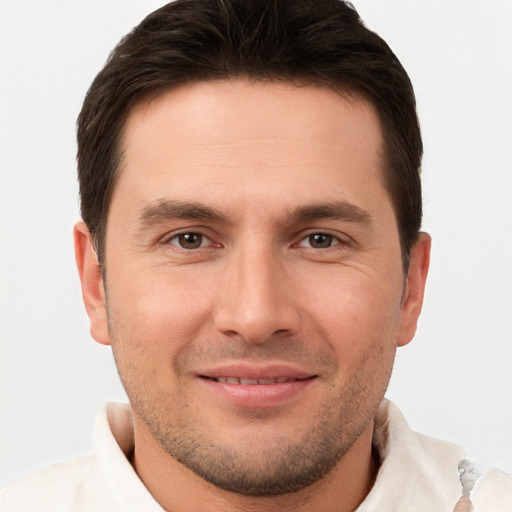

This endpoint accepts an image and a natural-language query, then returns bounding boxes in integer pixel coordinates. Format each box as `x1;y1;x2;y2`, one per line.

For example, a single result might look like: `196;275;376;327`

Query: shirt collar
94;399;467;511
357;399;467;511
94;403;164;511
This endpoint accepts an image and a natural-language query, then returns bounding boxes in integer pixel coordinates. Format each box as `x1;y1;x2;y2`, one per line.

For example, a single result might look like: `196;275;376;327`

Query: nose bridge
214;238;298;343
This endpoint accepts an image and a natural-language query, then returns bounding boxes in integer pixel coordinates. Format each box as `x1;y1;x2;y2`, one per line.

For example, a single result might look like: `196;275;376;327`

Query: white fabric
0;404;162;512
1;400;510;511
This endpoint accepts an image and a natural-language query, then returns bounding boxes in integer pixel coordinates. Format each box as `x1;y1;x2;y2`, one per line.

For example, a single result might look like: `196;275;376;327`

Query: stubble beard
109;323;394;497
130;385;371;496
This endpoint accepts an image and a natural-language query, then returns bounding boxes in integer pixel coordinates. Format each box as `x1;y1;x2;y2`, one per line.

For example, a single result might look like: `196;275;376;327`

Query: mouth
197;367;317;408
201;376;314;385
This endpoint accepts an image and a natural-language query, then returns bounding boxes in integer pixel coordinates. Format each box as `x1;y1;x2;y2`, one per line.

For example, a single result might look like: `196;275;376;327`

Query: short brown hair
77;0;422;270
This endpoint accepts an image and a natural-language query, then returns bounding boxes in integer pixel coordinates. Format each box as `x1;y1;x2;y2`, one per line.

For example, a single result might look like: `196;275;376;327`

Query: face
76;80;429;497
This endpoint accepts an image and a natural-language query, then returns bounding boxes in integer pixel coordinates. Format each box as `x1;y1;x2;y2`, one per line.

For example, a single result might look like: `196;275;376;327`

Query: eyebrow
135;198;372;232
136;199;227;230
286;201;372;225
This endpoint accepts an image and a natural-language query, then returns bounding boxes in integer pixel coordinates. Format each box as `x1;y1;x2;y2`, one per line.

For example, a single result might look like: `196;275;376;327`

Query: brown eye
307;233;334;248
170;232;206;249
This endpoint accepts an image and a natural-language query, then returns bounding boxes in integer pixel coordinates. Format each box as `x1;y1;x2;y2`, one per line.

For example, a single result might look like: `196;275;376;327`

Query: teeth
212;377;299;385
240;378;258;385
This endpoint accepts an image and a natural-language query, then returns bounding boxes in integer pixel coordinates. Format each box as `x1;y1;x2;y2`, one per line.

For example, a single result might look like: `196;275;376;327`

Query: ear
74;221;111;345
397;232;431;347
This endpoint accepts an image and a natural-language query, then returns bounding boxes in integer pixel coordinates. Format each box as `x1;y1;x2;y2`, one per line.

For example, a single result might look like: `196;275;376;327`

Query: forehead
115;79;387;216
124;80;382;153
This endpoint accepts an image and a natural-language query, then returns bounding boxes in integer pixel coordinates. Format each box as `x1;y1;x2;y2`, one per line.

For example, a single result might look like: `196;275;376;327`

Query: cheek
301;270;403;355
313;283;400;399
106;268;215;357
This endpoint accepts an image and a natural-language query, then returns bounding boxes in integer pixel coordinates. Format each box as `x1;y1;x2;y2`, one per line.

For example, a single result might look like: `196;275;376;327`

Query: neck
132;418;378;512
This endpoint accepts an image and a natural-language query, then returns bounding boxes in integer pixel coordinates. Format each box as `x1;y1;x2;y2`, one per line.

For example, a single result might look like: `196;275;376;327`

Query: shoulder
0;402;131;512
0;403;144;511
367;400;512;510
0;455;115;511
472;468;512;511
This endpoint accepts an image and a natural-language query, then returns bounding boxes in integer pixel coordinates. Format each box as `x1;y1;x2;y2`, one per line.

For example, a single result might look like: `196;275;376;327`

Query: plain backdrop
1;0;511;488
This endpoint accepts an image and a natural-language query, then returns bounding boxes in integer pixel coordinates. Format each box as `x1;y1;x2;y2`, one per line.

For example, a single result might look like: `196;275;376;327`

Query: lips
203;376;310;385
197;365;317;408
198;364;315;383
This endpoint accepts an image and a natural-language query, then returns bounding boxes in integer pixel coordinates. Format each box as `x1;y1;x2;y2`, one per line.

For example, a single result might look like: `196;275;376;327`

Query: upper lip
196;363;316;381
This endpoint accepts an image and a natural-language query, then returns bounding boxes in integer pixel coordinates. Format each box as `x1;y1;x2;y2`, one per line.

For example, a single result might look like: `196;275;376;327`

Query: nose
213;244;301;344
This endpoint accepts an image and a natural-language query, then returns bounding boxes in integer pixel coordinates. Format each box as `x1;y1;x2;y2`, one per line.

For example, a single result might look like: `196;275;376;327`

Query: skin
75;80;430;511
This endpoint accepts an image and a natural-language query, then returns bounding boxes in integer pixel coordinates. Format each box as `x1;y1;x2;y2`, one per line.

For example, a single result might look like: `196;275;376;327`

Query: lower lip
199;377;315;408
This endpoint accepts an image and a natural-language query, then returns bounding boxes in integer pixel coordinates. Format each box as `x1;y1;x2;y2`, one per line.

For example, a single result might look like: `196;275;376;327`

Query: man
1;0;510;510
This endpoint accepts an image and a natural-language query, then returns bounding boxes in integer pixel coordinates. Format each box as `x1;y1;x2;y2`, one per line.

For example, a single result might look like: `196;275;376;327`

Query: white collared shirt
1;400;511;511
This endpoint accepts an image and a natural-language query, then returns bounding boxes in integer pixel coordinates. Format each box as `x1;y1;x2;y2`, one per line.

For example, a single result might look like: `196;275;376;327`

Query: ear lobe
73;221;111;345
397;232;431;347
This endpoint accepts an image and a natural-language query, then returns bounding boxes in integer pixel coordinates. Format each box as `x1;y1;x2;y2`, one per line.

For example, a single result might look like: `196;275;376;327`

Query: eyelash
163;230;349;251
165;231;218;250
296;232;346;249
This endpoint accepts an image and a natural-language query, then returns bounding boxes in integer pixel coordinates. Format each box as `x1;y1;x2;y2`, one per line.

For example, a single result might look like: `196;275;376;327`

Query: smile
198;371;317;408
203;376;309;385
